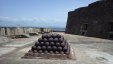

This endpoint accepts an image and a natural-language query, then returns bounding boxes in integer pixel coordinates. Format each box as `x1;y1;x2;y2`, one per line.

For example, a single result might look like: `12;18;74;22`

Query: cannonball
62;46;68;52
32;46;36;51
49;51;54;54
61;43;65;47
57;34;61;38
48;37;53;42
37;46;41;50
38;50;43;53
28;50;32;53
35;41;40;46
51;34;57;38
60;51;64;54
53;46;57;50
44;50;48;54
42;46;46;50
45;42;49;46
65;51;70;55
42;34;47;38
40;42;44;45
58;46;62;51
47;46;52;50
54;38;59;42
43;38;48;42
56;42;60;46
38;38;43;42
42;34;51;39
50;42;54;46
55;51;59;54
33;50;37;53
59;37;64;43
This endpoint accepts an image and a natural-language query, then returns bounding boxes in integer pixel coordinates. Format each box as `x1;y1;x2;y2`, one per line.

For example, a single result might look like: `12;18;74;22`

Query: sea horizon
0;26;66;32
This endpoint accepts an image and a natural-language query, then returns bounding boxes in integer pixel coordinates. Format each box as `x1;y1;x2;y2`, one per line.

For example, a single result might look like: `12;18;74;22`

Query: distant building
65;0;113;39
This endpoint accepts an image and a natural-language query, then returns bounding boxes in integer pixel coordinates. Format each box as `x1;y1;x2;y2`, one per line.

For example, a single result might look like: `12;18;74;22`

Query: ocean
51;28;65;32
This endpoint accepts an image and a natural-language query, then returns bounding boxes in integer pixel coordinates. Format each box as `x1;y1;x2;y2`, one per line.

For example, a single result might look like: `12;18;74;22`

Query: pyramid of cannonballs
24;33;70;59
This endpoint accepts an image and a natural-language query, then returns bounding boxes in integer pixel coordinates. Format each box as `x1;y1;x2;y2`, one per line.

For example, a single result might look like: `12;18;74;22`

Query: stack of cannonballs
24;33;71;59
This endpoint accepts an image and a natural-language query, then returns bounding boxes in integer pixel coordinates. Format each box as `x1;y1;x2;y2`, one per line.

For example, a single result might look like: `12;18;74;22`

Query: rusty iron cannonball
42;46;46;50
42;34;47;38
55;51;59;54
38;50;43;53
58;46;62;51
53;46;57;51
49;51;54;54
54;38;59;42
50;42;54;46
43;38;48;42
62;46;68;52
31;46;37;51
48;37;53;42
61;43;65;47
33;50;38;53
40;42;44;45
35;41;40;46
56;34;62;38
59;37;64;43
38;38;43;42
37;46;41;50
44;50;48;54
42;33;51;39
56;42;60;46
45;42;49;46
51;34;58;38
47;46;52;50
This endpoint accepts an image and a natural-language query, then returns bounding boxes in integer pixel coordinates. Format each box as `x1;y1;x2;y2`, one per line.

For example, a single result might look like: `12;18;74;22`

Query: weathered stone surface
0;33;113;64
65;0;113;39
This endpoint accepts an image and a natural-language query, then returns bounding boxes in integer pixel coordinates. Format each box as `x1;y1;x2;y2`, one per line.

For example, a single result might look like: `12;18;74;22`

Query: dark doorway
109;34;113;39
80;23;88;35
108;22;113;39
108;22;113;32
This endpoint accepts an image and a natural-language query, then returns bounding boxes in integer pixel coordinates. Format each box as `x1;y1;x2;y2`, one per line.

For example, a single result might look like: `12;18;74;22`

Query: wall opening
109;34;113;39
108;22;113;32
81;24;88;30
80;23;88;35
108;22;113;39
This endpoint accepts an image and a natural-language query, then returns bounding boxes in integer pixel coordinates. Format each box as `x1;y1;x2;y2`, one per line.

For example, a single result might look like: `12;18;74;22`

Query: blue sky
0;0;96;28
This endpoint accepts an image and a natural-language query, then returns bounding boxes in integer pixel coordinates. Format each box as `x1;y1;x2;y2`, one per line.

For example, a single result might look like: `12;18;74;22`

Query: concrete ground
0;33;113;64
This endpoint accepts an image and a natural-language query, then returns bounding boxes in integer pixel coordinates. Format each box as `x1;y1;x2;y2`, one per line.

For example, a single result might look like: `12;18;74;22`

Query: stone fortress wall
65;0;113;39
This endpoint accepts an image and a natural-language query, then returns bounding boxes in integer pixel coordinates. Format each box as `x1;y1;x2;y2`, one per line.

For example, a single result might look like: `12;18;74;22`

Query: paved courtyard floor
0;33;113;64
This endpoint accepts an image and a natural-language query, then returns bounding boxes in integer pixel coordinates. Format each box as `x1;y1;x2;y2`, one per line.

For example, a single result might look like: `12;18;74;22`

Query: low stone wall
0;27;52;36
